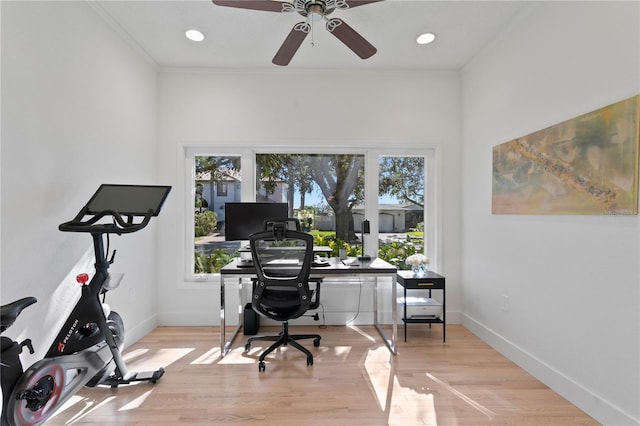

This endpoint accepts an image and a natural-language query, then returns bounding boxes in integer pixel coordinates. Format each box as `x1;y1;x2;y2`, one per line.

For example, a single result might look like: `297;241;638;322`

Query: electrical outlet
501;294;509;312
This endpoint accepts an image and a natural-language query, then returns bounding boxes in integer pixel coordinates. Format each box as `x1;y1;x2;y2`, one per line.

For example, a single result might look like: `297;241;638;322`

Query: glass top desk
219;257;398;356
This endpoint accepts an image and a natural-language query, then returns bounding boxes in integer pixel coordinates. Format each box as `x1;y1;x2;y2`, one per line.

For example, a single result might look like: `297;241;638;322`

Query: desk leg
220;275;226;355
220;275;243;357
392;274;397;353
373;274;397;355
404;286;408;342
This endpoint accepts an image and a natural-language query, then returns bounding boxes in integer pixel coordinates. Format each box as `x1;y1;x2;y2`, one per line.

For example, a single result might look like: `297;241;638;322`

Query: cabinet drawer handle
418;282;434;286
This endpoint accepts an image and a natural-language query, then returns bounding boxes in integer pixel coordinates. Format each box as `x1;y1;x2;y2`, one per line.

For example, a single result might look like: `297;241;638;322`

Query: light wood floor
46;324;598;425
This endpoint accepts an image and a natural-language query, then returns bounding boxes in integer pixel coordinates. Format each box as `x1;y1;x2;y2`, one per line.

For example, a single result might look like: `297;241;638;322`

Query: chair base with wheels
245;321;321;371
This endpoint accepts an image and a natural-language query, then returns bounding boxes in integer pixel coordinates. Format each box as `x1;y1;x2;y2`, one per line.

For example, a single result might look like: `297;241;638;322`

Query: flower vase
412;263;428;277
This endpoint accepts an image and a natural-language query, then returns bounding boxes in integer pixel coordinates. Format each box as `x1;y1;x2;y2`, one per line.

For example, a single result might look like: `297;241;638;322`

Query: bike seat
0;297;37;333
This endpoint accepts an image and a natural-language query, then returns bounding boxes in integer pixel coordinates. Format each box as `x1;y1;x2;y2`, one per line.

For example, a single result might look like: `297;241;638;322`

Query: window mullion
242;151;255;201
364;150;379;259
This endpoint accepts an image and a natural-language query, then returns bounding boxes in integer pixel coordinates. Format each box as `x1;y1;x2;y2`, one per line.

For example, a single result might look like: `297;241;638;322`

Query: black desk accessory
357;219;371;261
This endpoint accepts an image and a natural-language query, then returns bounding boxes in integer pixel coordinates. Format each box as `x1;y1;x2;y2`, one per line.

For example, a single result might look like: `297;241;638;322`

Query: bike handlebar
59;207;155;234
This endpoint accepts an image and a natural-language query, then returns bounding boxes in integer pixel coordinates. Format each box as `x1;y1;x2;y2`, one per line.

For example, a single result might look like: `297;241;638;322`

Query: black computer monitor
224;202;288;241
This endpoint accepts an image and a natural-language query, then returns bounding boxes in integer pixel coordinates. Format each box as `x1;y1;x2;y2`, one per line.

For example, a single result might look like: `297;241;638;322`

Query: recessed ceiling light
416;32;436;45
185;29;205;42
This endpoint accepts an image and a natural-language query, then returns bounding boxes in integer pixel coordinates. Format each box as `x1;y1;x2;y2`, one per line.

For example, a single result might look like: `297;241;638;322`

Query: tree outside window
377;156;425;269
194;155;240;273
256;153;364;242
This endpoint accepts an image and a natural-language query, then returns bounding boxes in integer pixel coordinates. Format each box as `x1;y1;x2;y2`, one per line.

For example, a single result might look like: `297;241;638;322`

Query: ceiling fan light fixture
185;29;205;42
307;3;325;21
416;32;436;45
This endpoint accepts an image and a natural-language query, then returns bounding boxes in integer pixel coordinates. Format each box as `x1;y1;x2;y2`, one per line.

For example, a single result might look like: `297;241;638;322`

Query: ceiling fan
211;0;383;66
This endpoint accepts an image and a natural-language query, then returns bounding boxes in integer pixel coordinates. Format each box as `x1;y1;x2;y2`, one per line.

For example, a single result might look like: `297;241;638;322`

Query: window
255;153;365;248
216;182;228;197
185;146;437;280
192;154;242;274
378;156;425;270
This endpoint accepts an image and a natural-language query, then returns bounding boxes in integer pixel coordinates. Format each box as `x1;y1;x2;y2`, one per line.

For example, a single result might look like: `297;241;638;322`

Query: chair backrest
264;217;301;232
249;227;314;322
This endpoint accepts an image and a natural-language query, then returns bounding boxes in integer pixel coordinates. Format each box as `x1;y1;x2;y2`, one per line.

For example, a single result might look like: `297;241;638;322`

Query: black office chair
245;222;322;372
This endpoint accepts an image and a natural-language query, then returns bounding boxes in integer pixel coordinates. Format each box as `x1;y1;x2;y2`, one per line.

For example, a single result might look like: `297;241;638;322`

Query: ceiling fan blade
341;0;384;9
326;18;376;60
272;22;310;66
211;0;288;13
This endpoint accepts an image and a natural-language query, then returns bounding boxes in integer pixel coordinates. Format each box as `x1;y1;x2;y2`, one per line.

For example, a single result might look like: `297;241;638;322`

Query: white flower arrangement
405;254;430;266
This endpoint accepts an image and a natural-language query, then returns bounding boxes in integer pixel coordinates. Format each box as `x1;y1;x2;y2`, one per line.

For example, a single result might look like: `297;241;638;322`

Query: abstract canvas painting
492;95;639;215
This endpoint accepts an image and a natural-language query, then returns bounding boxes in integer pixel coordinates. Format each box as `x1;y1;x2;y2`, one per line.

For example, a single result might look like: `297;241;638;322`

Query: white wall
3;1;636;424
1;1;160;364
155;69;463;325
461;2;639;425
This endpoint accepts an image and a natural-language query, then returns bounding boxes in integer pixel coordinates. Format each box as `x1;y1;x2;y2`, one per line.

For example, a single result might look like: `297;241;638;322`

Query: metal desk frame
219;257;398;356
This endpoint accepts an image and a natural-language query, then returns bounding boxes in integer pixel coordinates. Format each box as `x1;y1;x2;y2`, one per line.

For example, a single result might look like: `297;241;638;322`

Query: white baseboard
123;314;159;349
158;311;219;326
461;314;639;426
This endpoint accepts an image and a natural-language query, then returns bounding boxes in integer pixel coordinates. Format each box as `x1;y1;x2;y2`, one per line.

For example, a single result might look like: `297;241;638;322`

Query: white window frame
182;142;441;284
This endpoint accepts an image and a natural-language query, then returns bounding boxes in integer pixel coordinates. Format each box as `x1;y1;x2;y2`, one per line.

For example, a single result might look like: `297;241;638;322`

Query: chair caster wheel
258;362;266;372
313;338;320;347
245;343;251;352
307;357;313;366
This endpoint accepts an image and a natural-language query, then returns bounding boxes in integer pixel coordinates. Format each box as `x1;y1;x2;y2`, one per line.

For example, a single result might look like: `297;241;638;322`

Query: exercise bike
0;184;171;426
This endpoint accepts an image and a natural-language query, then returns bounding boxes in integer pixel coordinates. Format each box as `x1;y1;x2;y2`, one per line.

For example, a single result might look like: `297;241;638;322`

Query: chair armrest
308;278;322;310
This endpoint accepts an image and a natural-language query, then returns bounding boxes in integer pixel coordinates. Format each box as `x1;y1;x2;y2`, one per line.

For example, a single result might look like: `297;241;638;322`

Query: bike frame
43;232;133;380
1;232;133;426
